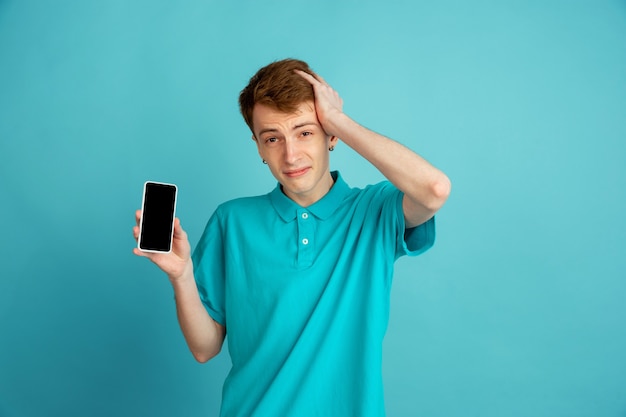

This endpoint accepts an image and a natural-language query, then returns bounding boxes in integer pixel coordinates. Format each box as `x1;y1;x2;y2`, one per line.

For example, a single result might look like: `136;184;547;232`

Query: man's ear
329;135;339;148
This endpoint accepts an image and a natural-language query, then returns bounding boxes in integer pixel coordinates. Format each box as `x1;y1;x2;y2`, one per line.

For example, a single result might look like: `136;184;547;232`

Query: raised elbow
434;175;451;200
427;176;451;211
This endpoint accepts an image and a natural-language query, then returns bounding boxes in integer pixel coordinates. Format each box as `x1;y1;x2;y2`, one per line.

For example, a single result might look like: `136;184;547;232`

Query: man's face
252;101;338;207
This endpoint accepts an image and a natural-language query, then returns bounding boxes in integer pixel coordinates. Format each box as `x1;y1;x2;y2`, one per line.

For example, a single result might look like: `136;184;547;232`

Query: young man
133;59;450;416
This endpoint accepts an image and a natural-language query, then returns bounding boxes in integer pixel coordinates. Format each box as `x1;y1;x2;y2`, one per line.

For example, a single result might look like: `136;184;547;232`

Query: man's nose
284;139;300;163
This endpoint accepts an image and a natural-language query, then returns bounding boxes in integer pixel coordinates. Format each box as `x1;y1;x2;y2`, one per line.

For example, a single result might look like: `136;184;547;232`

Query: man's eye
265;137;278;143
301;131;312;137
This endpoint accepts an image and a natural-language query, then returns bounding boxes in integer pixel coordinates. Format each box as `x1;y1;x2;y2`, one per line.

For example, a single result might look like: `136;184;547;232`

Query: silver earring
329;146;335;151
262;159;267;164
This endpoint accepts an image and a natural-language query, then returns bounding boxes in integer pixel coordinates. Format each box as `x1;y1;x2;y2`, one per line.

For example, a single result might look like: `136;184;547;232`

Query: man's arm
133;212;225;362
296;70;451;227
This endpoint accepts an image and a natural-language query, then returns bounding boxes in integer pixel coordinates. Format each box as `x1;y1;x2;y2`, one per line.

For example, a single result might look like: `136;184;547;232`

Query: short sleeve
403;216;435;256
366;182;436;260
388;187;436;258
191;210;227;327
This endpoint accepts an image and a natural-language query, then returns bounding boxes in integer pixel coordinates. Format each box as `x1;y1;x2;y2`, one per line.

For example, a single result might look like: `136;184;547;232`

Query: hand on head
294;69;344;139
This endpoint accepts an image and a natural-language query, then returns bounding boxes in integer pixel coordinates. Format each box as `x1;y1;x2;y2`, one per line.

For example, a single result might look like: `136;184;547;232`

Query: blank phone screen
139;182;177;252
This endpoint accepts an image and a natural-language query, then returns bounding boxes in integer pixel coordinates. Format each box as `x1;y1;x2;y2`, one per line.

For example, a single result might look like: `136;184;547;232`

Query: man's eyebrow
258;127;279;136
257;122;318;136
293;122;318;130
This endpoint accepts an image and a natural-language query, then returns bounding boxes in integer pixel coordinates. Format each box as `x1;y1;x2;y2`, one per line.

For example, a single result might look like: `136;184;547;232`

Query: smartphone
138;181;178;253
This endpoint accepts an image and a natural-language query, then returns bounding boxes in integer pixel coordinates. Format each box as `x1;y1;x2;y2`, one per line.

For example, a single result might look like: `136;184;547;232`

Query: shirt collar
269;171;351;222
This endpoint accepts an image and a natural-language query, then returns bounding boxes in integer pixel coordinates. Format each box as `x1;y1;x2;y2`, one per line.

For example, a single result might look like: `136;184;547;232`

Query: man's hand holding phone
133;210;192;282
133;181;193;283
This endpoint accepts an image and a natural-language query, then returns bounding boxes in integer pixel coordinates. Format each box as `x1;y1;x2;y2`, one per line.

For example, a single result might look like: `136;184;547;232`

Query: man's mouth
284;167;310;178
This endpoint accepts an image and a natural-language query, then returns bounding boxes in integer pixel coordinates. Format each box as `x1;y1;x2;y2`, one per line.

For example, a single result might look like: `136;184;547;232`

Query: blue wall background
1;1;625;416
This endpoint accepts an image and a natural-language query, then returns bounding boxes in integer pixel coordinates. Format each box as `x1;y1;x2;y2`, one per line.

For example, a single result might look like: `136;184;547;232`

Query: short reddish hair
239;58;315;133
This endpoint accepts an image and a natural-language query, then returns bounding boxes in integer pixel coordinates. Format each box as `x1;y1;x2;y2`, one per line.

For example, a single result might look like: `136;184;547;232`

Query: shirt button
302;238;309;245
302;213;309;219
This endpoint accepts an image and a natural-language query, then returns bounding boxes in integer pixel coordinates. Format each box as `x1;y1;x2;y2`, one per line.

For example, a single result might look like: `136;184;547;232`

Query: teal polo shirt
192;171;435;417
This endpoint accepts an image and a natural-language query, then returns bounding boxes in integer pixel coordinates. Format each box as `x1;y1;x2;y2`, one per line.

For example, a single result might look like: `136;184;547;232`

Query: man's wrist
327;112;360;146
169;259;194;287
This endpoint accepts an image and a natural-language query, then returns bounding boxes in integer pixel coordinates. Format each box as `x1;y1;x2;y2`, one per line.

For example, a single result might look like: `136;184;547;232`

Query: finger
133;225;140;240
294;69;322;85
134;246;168;264
133;247;149;258
312;72;328;85
173;218;188;239
135;209;142;225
